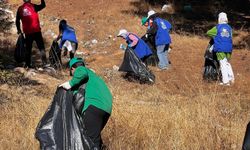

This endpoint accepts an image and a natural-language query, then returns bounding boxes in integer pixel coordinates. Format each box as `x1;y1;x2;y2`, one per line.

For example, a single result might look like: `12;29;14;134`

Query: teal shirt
69;66;113;114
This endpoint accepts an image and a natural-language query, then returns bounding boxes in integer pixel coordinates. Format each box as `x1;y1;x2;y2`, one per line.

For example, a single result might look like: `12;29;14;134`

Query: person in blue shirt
117;29;152;63
56;19;78;59
146;10;172;70
207;12;234;86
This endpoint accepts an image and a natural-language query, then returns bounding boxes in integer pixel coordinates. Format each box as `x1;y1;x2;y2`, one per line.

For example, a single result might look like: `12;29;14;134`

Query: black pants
82;105;110;149
25;32;47;67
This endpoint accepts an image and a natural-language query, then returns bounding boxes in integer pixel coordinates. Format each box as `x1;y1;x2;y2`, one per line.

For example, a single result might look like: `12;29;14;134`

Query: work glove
119;44;126;50
59;81;71;90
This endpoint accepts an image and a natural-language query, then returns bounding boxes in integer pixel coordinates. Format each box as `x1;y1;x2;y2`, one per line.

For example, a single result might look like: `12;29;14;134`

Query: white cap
147;10;156;19
218;12;228;24
117;29;128;38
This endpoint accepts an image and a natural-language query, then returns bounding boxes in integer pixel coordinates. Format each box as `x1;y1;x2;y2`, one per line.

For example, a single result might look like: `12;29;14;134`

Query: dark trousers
243;122;250;150
25;32;47;67
82;105;110;149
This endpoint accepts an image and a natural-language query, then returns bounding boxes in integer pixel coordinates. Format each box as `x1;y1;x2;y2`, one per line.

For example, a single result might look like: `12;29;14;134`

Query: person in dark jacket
117;29;152;63
206;12;234;86
55;19;78;59
16;0;48;68
59;57;113;149
146;10;172;70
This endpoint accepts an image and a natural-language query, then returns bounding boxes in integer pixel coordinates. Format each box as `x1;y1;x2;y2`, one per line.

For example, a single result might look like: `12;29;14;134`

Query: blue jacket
214;24;233;53
154;18;172;46
126;33;152;59
60;24;78;49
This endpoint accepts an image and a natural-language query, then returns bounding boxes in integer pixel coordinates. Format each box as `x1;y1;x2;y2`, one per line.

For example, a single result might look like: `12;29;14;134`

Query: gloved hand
209;45;214;53
119;44;126;50
59;81;71;90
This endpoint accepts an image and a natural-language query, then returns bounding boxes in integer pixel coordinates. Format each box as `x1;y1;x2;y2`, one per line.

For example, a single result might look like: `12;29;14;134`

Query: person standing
59;57;113;149
146;10;172;70
207;12;234;85
16;0;48;68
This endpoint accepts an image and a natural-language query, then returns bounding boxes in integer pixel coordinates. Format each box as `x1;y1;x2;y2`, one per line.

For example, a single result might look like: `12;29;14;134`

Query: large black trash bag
203;39;220;81
119;47;155;84
14;33;26;63
243;122;250;150
35;88;97;150
141;34;159;66
49;41;62;69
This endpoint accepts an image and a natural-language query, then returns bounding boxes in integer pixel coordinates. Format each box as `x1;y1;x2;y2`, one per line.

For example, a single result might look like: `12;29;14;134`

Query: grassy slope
0;0;250;149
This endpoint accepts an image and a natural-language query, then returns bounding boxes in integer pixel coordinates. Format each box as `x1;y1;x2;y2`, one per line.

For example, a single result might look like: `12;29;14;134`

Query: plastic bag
243;122;250;150
49;41;62;69
119;47;155;84
35;88;97;150
203;39;220;81
14;33;26;63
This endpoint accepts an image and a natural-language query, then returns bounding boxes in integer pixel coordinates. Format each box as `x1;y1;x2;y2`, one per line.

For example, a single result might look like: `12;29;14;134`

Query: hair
72;62;85;69
59;19;67;31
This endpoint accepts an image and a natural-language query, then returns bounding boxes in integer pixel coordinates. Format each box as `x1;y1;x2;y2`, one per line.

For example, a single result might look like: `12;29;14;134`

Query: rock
113;65;119;71
161;4;175;14
25;70;36;77
14;67;26;74
91;39;98;44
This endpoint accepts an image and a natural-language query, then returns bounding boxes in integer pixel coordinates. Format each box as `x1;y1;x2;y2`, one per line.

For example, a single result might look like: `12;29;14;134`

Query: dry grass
1;0;250;150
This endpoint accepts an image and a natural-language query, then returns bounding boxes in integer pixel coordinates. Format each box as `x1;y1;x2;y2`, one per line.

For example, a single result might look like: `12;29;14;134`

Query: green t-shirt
69;66;113;114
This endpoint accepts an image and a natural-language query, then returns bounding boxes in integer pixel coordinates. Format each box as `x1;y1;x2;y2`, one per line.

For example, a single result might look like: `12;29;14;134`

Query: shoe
219;82;230;86
230;79;235;84
43;63;51;68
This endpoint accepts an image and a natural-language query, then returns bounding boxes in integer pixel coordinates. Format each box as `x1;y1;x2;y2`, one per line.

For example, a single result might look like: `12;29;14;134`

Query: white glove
59;81;71;90
209;45;214;53
145;34;148;38
119;44;126;50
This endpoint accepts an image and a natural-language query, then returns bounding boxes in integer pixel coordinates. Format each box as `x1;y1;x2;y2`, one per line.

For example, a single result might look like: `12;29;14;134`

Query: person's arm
69;67;88;87
128;34;138;47
206;26;217;37
15;8;22;34
34;0;46;12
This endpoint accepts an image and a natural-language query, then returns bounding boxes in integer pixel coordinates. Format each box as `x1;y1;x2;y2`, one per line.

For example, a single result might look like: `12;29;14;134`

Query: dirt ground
0;0;250;149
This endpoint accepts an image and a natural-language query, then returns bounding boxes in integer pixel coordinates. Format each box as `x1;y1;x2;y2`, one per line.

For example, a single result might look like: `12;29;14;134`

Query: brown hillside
0;0;250;149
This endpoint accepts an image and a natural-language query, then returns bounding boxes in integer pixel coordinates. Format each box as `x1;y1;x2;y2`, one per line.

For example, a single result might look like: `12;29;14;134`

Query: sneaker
219;82;230;86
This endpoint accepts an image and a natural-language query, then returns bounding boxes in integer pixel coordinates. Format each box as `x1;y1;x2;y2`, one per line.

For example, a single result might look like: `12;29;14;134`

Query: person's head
69;57;85;76
141;17;148;26
23;0;31;3
218;12;228;24
59;19;67;30
117;29;128;39
147;10;156;20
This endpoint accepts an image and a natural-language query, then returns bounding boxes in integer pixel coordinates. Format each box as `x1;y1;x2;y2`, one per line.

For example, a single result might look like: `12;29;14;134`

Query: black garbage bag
14;33;26;63
203;39;220;81
243;121;250;150
35;88;97;150
141;34;159;66
119;47;155;84
49;41;62;69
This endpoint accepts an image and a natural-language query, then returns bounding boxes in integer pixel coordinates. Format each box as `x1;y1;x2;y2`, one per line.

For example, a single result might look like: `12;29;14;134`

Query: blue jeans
156;44;169;69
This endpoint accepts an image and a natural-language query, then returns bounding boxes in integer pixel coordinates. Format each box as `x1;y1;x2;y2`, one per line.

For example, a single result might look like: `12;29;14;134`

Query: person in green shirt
206;12;234;86
59;57;113;149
